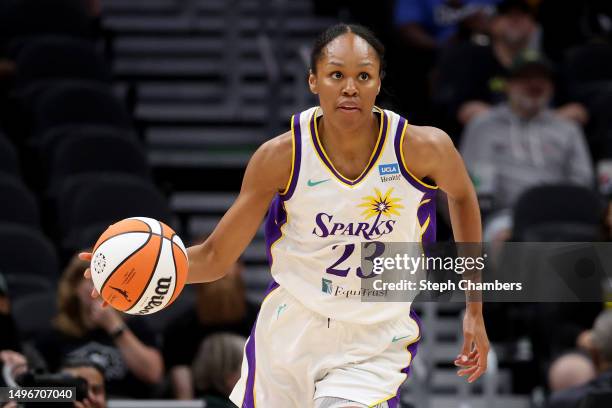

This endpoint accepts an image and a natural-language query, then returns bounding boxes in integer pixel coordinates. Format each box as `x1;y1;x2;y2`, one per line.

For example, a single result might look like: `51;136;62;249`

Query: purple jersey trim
310;109;388;186
393;116;438;193
418;190;437;243
280;113;302;200
242;280;280;407
387;308;423;408
264;112;302;266
264;195;287;266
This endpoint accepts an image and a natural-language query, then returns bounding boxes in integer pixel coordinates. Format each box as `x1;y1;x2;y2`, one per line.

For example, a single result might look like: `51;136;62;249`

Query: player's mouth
337;104;360;113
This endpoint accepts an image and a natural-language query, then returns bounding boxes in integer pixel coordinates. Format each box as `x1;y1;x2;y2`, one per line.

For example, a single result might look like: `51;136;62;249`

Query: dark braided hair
310;23;386;78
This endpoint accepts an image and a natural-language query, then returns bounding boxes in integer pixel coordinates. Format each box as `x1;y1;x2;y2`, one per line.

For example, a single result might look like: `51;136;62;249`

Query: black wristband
110;324;127;340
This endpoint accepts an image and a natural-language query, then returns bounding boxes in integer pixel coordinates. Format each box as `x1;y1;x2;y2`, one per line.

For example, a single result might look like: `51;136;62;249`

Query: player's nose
342;78;358;96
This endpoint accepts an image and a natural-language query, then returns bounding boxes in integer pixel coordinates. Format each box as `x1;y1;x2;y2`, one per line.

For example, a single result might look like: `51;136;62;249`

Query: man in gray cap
548;310;612;408
460;50;594;241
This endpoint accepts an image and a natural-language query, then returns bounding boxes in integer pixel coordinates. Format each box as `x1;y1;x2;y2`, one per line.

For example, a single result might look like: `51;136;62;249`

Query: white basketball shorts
229;282;422;407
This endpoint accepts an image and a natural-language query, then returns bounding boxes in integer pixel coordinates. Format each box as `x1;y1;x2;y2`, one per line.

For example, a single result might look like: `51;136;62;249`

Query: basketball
90;217;189;315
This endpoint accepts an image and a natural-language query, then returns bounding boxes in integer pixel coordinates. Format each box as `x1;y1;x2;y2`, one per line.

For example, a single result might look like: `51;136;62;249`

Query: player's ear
308;69;318;94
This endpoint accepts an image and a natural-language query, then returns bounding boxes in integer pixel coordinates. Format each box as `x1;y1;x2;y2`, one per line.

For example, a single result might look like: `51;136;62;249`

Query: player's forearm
186;240;232;284
447;190;482;243
448;191;484;310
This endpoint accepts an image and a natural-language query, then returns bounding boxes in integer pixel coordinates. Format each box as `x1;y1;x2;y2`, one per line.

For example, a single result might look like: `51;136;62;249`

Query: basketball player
83;24;489;407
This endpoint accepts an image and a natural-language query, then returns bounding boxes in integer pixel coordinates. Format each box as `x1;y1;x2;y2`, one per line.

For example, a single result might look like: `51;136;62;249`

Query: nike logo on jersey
391;334;413;343
307;178;330;187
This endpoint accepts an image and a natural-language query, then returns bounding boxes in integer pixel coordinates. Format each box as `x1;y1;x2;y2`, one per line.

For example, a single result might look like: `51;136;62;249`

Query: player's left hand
454;308;489;383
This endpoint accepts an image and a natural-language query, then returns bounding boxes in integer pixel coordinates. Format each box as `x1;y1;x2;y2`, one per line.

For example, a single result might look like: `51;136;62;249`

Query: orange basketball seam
166;234;179;307
167;236;188;308
93;219;151;252
94;231;152;252
125;219;165;313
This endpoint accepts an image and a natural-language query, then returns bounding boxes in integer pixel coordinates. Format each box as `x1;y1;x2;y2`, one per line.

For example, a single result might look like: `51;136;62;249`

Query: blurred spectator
539;0;612;63
163;262;257;399
433;0;589;131
192;333;246;408
392;0;500;123
0;272;20;352
548;310;612;408
460;51;593;230
35;253;163;398
394;0;499;50
548;353;596;393
0;350;27;388
60;358;106;408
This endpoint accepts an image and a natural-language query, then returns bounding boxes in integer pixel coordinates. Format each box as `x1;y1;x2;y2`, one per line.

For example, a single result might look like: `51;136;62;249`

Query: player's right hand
79;252;108;307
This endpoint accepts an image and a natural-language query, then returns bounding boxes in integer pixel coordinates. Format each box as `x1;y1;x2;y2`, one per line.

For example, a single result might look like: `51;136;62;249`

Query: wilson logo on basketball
136;277;172;315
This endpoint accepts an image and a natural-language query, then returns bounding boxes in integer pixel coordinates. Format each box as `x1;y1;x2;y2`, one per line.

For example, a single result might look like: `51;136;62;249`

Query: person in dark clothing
0;272;20;352
432;0;588;135
163;262;258;399
35;253;163;398
548;310;612;408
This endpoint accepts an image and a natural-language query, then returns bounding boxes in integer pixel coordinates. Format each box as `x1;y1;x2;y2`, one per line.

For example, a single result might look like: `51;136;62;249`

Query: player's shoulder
257;131;292;163
404;124;454;158
247;131;293;192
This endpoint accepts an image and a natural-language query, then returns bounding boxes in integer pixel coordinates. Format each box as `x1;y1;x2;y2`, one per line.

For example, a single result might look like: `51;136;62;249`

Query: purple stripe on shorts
387;308;423;408
242;280;279;407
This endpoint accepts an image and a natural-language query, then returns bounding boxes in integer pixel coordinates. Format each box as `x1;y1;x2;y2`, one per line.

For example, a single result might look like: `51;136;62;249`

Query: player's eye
359;72;370;80
331;72;343;79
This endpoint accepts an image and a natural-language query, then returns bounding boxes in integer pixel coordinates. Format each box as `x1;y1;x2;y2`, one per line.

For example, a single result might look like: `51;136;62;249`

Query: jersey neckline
309;106;388;187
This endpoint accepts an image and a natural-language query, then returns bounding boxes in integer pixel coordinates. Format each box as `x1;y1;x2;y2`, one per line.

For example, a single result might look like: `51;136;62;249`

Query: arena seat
0;0;91;45
11;292;57;340
0;174;40;228
0;132;20;176
0;224;59;280
14;35;111;87
512;185;603;241
30;81;133;139
46;127;150;185
5;274;54;301
57;175;175;250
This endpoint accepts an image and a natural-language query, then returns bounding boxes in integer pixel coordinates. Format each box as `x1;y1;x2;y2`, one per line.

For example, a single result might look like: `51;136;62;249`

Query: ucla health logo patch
378;163;401;182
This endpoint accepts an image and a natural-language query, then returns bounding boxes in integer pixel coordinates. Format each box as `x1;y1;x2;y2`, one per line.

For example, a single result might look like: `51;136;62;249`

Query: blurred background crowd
0;0;612;407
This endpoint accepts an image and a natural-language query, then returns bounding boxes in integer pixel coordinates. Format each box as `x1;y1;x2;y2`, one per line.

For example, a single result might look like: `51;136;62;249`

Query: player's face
308;33;381;128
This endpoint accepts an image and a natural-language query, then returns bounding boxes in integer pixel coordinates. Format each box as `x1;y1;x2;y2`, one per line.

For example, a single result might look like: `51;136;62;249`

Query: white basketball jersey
264;106;437;324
